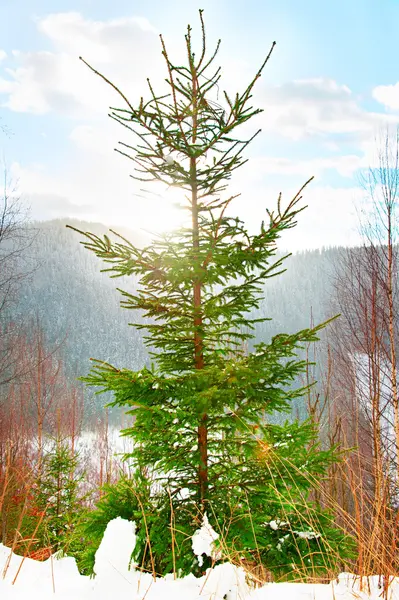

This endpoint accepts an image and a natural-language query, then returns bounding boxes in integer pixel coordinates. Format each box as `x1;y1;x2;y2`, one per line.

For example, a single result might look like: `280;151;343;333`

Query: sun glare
129;183;190;234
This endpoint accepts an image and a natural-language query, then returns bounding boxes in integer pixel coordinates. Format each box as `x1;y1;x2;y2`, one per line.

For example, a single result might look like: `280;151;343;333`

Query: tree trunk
190;67;208;509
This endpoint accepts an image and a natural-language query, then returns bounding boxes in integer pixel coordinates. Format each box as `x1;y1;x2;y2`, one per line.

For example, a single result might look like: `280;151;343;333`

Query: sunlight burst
129;183;190;234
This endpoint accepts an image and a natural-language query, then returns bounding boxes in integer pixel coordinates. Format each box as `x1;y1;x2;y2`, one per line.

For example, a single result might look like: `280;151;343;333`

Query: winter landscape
1;1;399;598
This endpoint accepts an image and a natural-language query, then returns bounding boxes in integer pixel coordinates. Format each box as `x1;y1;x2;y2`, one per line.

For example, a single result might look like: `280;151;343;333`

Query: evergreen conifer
28;441;86;556
69;11;354;578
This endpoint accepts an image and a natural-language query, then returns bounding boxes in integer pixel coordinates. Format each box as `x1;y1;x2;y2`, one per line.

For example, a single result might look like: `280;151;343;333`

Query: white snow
191;512;222;566
1;517;398;599
266;519;289;530
294;530;321;540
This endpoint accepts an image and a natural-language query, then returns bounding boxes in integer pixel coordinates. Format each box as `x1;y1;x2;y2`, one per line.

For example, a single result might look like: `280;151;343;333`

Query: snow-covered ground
1;517;398;599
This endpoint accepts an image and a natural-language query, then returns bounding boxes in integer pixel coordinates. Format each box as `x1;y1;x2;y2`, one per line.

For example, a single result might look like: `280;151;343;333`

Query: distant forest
8;218;345;422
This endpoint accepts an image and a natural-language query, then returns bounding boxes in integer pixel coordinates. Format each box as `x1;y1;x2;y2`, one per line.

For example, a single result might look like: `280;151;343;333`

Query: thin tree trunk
386;215;399;481
191;156;207;508
37;334;43;475
190;65;207;509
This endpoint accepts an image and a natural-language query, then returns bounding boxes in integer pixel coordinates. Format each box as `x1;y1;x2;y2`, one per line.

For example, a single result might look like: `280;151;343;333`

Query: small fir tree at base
24;440;88;559
69;11;355;578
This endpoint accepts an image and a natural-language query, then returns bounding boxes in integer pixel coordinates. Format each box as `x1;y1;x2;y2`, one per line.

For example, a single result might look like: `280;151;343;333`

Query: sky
1;0;399;250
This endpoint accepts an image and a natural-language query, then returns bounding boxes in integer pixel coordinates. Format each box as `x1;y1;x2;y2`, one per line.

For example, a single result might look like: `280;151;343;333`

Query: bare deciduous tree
327;125;399;576
0;168;36;387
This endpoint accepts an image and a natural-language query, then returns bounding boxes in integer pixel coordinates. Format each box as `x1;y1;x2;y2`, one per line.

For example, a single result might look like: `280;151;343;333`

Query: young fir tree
69;12;354;579
27;441;88;557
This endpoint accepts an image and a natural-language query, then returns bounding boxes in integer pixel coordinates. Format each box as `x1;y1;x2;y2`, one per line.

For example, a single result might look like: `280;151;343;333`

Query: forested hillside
12;220;147;371
8;218;342;418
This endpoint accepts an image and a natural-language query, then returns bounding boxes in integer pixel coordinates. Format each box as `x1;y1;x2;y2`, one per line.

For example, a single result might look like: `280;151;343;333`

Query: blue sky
1;0;399;249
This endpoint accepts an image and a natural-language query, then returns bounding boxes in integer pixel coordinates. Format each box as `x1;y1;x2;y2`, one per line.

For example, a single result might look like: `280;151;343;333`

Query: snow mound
94;516;136;577
0;517;398;599
192;512;222;566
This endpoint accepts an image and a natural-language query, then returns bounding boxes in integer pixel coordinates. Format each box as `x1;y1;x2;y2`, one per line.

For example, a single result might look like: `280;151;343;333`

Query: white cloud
232;182;363;251
257;78;399;141
25;192;93;220
373;82;399;111
0;51;6;62
11;121;187;234
282;184;363;250
243;154;366;179
0;12;162;117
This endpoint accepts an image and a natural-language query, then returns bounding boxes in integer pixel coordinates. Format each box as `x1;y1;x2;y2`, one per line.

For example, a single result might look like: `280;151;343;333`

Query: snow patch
191;512;222;566
0;517;398;599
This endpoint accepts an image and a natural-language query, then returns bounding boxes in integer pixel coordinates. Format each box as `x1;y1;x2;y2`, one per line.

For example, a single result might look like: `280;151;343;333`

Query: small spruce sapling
69;11;354;578
28;441;87;557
